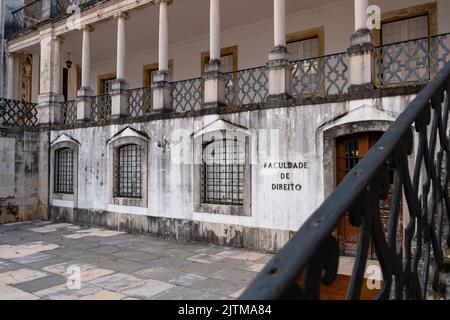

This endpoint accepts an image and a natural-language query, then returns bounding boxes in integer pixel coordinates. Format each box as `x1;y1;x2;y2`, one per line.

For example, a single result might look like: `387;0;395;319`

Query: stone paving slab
0;221;270;300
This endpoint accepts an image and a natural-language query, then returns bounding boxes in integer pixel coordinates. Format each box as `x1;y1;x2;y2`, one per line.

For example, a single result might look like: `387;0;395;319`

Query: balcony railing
90;94;111;124
128;87;152;117
292;52;350;97
0;98;38;127
376;33;450;88
171;78;203;112
61;100;77;125
8;0;104;38
241;61;450;300
225;66;269;105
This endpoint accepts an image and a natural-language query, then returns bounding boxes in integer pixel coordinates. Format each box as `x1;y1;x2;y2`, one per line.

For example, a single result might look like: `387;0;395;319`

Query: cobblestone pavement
0;221;272;300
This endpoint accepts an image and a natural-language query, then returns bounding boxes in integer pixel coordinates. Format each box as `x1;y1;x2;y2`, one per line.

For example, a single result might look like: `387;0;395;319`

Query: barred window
115;144;142;198
202;138;245;206
55;148;74;194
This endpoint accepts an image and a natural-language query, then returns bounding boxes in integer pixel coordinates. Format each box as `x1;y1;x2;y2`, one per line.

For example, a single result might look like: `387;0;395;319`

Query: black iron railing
128;87;152;117
61;100;77;125
241;61;450;300
90;94;111;124
292;52;350;97
377;33;450;88
0;98;38;127
225;66;269;106
8;0;104;38
171;78;203;112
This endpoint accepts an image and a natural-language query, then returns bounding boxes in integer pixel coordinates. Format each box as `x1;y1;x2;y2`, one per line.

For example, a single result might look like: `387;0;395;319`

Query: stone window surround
50;139;79;203
107;132;149;208
193;128;252;217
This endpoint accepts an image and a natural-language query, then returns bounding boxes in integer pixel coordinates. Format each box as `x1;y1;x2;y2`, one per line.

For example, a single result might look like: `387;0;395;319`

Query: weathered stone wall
0;127;43;224
46;94;417;251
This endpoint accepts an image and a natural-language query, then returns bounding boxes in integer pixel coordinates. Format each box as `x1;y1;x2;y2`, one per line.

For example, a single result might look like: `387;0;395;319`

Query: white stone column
204;0;225;108
111;12;130;119
274;0;286;48
153;0;173;112
355;0;369;32
77;25;95;122
6;52;16;100
267;0;292;100
37;29;64;124
348;0;374;92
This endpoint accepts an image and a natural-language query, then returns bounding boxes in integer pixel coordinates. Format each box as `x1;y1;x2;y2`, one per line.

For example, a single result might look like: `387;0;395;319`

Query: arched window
54;147;74;194
202;138;245;206
114;144;142;198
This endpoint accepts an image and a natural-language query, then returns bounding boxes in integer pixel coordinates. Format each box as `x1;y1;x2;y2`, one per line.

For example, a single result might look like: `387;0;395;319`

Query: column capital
114;11;130;20
154;0;174;5
81;24;95;32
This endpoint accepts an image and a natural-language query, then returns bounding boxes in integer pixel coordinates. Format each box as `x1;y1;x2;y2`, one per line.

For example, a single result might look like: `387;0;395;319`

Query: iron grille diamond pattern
0;99;38;127
90;95;111;124
225;67;268;106
128;87;152;117
61;100;77;125
171;78;203;112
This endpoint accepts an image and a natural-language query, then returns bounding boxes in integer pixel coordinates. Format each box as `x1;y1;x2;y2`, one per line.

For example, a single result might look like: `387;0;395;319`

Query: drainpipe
47;129;51;221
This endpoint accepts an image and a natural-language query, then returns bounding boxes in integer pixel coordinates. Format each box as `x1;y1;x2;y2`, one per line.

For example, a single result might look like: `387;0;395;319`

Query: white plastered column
204;0;226;108
6;52;16;100
77;25;95;122
111;12;130;119
152;0;173;112
267;0;292;100
348;0;374;92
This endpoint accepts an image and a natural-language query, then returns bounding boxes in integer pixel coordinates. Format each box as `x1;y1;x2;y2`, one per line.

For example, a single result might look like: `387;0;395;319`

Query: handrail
375;32;450;49
241;61;450;300
11;0;40;14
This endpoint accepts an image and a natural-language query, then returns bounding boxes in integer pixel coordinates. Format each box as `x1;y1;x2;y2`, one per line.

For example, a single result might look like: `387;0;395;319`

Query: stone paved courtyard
0;221;272;300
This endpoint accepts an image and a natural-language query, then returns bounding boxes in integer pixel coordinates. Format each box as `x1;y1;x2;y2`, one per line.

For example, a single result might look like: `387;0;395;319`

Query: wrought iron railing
61;100;77;125
10;0;43;35
225;66;269;105
242;61;450;300
171;78;203;112
8;0;104;37
377;33;450;88
128;87;152;117
0;98;38;127
292;52;350;97
90;94;111;124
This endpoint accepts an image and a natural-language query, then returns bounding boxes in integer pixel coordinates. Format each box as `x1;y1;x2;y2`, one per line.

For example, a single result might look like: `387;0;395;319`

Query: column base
76;87;94;122
203;60;226;108
37;93;64;124
111;80;130;119
152;71;172;112
347;29;375;88
266;46;293;100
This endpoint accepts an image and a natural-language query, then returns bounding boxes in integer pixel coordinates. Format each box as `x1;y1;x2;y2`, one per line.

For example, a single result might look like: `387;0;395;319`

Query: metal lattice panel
10;0;43;35
292;52;349;97
54;148;74;194
90;95;112;124
61;100;77;125
171;78;203;112
202;139;245;206
242;62;450;300
225;67;268;106
377;34;450;88
0;99;38;127
128;87;152;117
115;144;142;199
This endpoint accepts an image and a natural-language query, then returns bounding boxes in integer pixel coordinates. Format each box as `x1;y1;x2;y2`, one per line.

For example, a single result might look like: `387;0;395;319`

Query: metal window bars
292;52;350;97
224;66;269;106
201;138;245;206
61;100;77;125
90;94;111;124
128;87;152;117
376;33;450;88
54;147;74;194
0;98;38;127
241;61;450;300
115;144;142;199
170;78;203;112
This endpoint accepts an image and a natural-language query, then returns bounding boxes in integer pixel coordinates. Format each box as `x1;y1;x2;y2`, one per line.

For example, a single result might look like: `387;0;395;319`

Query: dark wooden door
336;132;385;257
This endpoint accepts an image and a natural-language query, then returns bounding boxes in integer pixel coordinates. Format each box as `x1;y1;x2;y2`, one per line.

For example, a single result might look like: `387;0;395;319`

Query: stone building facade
0;0;449;252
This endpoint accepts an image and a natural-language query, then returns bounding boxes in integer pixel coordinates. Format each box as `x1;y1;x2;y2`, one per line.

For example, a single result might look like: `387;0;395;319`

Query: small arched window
54;147;74;194
202;138;245;206
114;144;142;198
